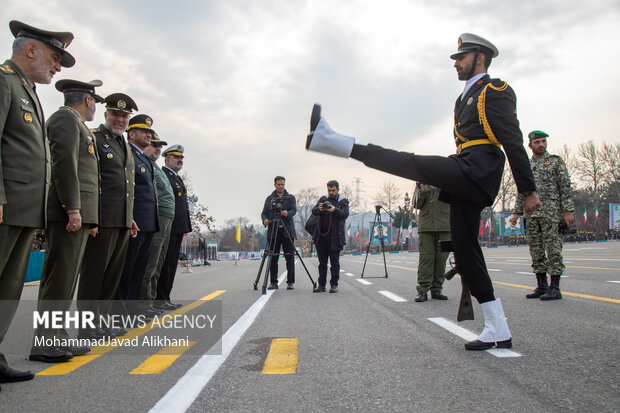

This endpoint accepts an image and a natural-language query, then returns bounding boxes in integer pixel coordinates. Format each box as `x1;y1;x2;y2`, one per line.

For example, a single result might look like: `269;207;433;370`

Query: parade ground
1;242;618;412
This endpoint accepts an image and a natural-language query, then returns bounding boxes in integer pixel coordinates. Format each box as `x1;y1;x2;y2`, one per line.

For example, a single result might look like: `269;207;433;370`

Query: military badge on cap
528;130;549;140
127;114;154;132
162;143;185;158
105;93;138;114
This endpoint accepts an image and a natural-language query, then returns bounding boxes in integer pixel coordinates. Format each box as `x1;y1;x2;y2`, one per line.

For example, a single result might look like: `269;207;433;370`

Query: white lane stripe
339;269;345;272
516;272;531;275
427;317;522;358
149;273;287;413
378;291;407;302
487;269;502;272
356;279;372;285
606;281;620;284
345;272;355;277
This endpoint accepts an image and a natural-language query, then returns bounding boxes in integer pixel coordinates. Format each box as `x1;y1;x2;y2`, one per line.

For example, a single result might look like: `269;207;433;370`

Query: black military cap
55;79;104;103
151;132;168;146
105;93;138;114
9;20;75;68
450;33;499;60
528;130;549;140
127;114;154;132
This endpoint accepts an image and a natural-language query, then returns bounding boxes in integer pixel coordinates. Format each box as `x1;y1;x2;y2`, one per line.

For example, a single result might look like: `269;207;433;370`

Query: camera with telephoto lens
559;220;577;235
322;200;333;209
270;195;288;214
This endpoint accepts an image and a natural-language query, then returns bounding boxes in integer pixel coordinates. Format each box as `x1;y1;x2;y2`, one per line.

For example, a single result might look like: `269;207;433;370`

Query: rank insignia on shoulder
0;64;14;73
24;112;33;123
90;128;98;133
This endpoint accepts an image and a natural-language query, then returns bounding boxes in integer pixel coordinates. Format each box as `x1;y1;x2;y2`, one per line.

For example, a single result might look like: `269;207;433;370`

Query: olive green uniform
78;124;135;317
513;152;574;276
414;186;451;293
0;60;50;370
33;106;100;345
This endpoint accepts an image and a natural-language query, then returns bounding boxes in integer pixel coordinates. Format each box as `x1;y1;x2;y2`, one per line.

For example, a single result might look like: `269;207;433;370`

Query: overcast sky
2;0;619;229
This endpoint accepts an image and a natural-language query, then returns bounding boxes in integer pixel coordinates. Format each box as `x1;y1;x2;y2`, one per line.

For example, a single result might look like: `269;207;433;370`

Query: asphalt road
1;242;619;412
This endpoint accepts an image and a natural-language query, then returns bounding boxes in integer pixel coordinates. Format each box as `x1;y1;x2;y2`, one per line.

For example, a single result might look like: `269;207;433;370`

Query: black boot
540;275;562;300
526;273;548;299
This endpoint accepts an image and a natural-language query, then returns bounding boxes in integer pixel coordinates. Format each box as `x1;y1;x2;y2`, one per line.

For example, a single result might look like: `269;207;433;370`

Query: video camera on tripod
270;195;289;214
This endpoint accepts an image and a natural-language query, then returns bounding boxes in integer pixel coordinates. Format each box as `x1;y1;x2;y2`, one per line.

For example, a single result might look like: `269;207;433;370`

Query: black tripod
253;214;316;294
361;205;394;278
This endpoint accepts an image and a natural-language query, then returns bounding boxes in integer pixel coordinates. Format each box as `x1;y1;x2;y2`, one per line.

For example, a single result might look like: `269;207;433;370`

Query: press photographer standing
261;176;297;290
311;180;349;293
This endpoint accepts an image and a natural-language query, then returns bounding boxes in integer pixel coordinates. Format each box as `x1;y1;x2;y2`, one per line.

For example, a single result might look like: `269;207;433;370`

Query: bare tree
601;141;620;197
294;187;320;239
493;165;517;212
179;172;216;235
340;184;359;213
572;140;605;198
372;179;401;212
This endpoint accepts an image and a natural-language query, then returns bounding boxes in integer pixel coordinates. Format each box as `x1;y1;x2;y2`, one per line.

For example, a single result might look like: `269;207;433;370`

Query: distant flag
485;217;491;232
496;215;501;235
583;206;587;225
399;218;404;240
595;205;599;221
355;224;359;241
479;219;484;237
408;219;413;238
235;220;241;243
347;222;351;240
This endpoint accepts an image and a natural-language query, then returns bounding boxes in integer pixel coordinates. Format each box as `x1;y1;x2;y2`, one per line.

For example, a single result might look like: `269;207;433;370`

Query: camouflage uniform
513;152;574;276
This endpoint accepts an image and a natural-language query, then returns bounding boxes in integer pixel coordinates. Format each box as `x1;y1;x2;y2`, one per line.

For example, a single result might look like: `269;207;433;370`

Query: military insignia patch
178;192;182;197
467;97;473;105
146;117;152;127
140;166;146;173
24;112;32;123
107;153;113;159
88;145;94;154
0;64;14;73
117;100;126;109
458;37;462;47
528;132;534;139
90;128;98;133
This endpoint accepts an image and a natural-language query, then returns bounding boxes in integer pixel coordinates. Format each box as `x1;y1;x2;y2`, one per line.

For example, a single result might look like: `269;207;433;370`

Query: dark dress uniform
351;75;535;300
116;140;159;309
157;163;192;304
33;102;101;350
0;60;50;371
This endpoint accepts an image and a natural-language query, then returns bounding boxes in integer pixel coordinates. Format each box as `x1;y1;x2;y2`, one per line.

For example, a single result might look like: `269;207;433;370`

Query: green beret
528;130;549;140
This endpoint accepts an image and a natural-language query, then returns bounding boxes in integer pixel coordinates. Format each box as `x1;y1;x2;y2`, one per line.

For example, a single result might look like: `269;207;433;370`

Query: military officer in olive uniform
29;79;104;363
0;20;75;383
306;33;541;351
77;93;137;339
116;114;159;315
511;130;574;301
156;144;192;309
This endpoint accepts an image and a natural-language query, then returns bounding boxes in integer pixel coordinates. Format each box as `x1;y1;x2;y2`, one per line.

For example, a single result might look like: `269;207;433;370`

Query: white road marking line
427;317;522;358
606;281;620;284
345;272;355;277
406;261;416;264
149;272;287;413
487;269;502;272
393;260;402;263
516;272;531;275
356;279;372;285
378;291;407;302
339;269;345;272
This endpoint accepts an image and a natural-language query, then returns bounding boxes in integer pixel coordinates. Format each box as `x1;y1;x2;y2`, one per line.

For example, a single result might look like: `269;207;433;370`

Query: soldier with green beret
511;130;575;300
29;79;103;363
77;93;138;339
0;20;75;384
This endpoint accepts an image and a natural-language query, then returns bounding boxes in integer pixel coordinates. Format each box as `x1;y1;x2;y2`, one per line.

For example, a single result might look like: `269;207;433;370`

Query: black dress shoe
431;291;448;300
169;301;183;308
414;292;428;302
464;338;512;351
329;285;338;293
60;345;91;356
29;347;73;363
287;283;294;290
313;285;326;293
267;283;279;290
0;367;35;383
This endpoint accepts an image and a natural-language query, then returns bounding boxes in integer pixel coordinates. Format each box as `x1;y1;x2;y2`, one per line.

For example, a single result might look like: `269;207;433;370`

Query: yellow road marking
342;258;619;304
485;260;620;272
37;290;225;376
129;341;196;375
262;338;298;375
341;258;417;272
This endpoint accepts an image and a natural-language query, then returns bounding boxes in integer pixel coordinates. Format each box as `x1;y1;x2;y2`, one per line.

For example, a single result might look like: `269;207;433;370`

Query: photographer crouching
261;176;297;290
311;180;349;293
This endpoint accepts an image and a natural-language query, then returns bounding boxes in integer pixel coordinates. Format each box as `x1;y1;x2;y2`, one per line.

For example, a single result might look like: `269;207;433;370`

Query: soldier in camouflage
510;130;574;300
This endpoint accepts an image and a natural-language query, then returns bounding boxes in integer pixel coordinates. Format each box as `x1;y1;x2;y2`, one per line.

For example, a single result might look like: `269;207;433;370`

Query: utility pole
353;177;363;204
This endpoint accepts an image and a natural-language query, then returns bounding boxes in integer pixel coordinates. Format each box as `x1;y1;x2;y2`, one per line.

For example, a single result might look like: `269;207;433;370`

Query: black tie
116;136;127;155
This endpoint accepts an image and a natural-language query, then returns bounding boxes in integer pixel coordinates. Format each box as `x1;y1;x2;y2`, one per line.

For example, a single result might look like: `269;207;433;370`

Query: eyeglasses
151;143;163;148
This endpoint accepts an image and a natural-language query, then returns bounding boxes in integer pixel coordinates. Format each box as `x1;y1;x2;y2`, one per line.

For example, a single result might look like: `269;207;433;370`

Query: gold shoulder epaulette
0;64;15;74
90;127;100;133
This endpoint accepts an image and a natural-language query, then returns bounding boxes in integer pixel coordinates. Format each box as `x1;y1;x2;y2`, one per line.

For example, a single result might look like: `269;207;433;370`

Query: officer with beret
511;131;574;300
77;93;138;339
29;79;103;362
156;144;192;309
0;20;75;383
116;114;159;315
306;33;541;351
139;133;174;315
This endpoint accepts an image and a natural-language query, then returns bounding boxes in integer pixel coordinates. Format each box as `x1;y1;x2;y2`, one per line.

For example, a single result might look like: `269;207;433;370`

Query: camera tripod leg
280;222;316;288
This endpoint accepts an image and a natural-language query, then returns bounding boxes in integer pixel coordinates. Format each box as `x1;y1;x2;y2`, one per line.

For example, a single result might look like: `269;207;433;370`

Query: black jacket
261;190;297;239
130;143;159;233
311;194;349;250
163;166;192;234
